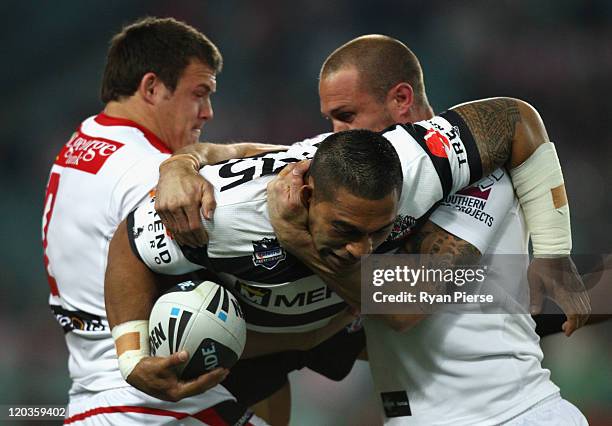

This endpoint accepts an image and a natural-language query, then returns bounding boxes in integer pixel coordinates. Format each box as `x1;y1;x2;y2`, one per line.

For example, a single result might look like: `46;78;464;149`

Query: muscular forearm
376;221;483;331
175;142;286;168
105;220;161;329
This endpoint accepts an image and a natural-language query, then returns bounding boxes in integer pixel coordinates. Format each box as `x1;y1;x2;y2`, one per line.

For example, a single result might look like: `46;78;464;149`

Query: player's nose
200;101;214;122
345;236;373;258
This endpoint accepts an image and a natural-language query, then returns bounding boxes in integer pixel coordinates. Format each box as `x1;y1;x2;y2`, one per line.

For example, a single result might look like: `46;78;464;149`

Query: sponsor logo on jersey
206;286;244;322
252;238;287;270
387;215;416;241
237;281;272;307
168;307;193;354
456;185;491;200
236;280;336;309
50;305;106;333
440;171;505;228
424;128;450;158
425;121;468;167
381;391;412;418
55;131;123;174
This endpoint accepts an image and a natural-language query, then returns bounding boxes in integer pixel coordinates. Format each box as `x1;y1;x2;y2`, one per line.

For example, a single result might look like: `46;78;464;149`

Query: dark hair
310;129;403;202
100;17;222;103
320;34;426;105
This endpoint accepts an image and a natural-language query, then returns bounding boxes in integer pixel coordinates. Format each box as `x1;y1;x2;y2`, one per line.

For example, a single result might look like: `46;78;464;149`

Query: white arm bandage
510;142;571;257
111;320;150;380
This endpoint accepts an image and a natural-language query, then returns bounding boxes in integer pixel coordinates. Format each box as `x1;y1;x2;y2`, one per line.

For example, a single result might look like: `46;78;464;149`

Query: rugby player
153;35;590;424
105;90;572;421
260;36;588;424
42;17;286;425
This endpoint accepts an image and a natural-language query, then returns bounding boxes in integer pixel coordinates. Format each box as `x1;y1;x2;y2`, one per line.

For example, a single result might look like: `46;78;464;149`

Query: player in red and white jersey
43;17;277;425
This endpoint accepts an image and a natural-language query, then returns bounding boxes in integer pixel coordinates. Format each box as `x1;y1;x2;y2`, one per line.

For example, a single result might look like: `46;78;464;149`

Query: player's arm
105;215;227;402
155;142;287;247
375;221;483;331
450;98;590;334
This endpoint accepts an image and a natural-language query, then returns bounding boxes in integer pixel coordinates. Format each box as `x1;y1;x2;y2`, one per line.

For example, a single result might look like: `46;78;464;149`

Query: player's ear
300;176;314;207
138;72;165;105
386;82;414;121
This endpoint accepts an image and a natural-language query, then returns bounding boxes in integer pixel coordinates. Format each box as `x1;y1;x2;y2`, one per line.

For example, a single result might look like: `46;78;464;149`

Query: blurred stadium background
0;1;609;424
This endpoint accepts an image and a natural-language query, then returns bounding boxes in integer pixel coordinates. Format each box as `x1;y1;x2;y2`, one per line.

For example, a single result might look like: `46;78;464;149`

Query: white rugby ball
148;280;246;380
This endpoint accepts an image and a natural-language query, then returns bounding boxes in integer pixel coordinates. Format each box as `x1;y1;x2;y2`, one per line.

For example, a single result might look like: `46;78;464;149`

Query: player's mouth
326;251;359;268
191;128;202;140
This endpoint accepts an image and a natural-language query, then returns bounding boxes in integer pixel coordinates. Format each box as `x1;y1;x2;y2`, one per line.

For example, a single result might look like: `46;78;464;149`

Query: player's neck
103;100;164;142
405;103;434;123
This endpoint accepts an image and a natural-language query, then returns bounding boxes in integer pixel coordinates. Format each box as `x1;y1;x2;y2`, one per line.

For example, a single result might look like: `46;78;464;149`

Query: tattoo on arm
402;221;482;311
404;222;481;263
453;98;521;175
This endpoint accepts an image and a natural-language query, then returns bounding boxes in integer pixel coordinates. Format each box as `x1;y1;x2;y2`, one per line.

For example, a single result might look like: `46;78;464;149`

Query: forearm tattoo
453;98;521;175
403;222;482;311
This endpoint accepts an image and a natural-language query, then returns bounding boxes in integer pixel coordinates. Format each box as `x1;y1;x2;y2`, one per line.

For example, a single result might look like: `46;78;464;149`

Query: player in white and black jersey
105;87;581;426
124;111;477;333
259;36;587;424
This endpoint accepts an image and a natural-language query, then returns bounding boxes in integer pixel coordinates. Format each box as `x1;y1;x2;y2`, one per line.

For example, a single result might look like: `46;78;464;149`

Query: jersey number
218;155;305;191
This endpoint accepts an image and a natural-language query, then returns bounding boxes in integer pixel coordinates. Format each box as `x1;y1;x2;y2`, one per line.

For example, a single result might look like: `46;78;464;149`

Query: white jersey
129;111;484;334
365;171;560;425
41;113;237;418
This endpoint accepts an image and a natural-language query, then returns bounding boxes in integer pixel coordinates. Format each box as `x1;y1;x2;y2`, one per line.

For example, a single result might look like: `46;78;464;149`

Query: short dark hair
320;34;427;105
310;130;403;202
100;17;223;103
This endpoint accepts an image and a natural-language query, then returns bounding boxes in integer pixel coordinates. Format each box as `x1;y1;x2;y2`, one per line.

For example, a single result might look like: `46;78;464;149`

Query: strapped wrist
510;142;571;257
111;320;150;380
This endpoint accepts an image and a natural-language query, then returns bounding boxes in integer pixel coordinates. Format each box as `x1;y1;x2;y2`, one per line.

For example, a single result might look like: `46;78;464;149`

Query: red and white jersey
128;111;485;334
365;172;559;425
42;114;174;396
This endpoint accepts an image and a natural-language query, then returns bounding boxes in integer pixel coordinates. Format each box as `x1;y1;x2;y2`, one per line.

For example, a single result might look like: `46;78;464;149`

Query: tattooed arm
379;220;483;332
451;97;548;173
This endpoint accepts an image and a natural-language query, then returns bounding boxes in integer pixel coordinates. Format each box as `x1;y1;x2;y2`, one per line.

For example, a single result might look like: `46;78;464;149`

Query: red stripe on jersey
63;405;189;424
191;407;231;425
42;172;61;295
94;113;171;154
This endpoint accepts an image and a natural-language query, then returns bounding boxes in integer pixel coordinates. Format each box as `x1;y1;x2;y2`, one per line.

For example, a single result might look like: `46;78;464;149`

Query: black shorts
222;325;366;407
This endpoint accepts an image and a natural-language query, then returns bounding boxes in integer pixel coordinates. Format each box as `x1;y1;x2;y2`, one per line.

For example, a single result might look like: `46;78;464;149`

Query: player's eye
336;112;355;123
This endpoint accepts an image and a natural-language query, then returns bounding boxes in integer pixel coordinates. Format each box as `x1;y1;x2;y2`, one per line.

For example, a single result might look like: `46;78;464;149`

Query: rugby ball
148;280;246;380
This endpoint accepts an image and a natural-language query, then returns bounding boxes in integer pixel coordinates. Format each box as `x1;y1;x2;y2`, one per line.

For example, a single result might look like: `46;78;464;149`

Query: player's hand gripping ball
148;280;246;380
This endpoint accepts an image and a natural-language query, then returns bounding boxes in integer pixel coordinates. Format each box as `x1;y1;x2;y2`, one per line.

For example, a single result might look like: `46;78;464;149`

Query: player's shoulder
80;114;170;156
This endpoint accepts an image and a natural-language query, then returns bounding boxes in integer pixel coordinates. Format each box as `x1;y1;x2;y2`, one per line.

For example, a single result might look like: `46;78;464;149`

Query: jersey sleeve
428;169;515;254
381;110;484;220
411;109;483;197
126;194;202;275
